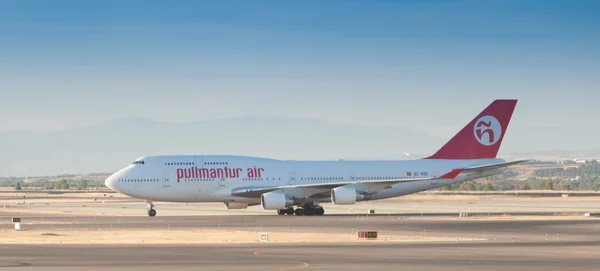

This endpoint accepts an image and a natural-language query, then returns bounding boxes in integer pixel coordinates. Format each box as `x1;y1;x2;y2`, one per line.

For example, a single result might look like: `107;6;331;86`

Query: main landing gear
277;207;295;215
146;200;156;217
277;205;325;216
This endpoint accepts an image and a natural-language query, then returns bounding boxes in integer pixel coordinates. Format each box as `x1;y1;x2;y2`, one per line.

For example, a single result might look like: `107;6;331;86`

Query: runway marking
0;262;32;267
252;251;310;270
266;262;310;271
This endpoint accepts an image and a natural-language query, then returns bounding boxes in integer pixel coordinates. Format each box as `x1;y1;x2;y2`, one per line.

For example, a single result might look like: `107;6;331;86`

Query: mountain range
1;116;599;176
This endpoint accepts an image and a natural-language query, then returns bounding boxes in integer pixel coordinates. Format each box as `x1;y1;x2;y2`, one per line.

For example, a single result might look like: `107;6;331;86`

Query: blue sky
1;0;599;137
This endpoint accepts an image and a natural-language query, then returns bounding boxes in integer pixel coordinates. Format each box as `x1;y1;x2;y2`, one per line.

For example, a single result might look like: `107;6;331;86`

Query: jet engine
261;192;294;210
331;186;372;205
331;186;358;205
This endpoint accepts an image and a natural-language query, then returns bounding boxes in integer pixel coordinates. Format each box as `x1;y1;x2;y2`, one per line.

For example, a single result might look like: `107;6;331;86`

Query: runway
2;213;600;270
3;192;600;270
3;212;600;239
2;241;600;271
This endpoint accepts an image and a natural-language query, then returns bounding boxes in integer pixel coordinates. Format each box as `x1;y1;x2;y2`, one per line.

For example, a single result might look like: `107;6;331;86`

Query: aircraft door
289;172;296;185
219;177;226;188
163;172;170;187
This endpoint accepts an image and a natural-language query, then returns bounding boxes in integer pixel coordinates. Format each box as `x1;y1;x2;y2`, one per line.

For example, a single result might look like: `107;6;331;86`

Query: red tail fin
425;99;518;160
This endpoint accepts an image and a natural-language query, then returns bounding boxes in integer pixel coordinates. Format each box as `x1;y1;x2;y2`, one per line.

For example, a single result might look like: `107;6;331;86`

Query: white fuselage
104;155;506;204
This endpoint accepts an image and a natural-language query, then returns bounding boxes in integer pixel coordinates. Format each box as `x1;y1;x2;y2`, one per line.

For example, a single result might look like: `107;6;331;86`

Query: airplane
104;99;528;217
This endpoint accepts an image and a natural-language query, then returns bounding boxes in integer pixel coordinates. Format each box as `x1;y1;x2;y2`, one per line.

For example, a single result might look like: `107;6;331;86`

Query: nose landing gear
146;200;156;217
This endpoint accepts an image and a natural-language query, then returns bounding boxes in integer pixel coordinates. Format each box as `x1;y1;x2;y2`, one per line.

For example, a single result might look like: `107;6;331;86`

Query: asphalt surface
2;212;600;270
2;241;600;271
2;212;599;238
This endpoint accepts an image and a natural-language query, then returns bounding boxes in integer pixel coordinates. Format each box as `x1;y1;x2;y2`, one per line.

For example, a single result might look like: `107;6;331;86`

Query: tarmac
2;240;600;271
2;213;600;270
1;191;600;270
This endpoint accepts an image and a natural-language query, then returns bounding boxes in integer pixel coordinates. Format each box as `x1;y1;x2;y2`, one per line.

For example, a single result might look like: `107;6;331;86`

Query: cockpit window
132;161;145;165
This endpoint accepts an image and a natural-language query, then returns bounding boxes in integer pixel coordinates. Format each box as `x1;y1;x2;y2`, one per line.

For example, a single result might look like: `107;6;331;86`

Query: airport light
12;217;21;231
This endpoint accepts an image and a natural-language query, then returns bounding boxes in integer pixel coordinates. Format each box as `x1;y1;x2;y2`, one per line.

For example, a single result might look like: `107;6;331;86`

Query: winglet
438;169;462;179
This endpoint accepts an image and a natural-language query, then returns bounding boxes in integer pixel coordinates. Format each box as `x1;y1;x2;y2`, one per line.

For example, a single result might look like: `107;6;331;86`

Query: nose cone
105;173;119;192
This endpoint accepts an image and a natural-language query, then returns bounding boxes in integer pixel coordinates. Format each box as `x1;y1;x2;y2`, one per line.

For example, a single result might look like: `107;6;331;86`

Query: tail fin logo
473;115;502;146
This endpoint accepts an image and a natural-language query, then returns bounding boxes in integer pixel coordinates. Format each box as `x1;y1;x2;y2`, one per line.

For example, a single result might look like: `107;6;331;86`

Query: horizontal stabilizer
460;159;530;174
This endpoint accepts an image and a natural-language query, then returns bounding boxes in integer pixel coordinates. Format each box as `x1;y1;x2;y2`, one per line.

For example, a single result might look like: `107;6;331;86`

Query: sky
1;0;599;138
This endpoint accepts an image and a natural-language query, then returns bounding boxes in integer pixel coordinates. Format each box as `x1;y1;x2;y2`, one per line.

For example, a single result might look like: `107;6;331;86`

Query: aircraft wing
231;160;530;198
461;159;530;174
230;169;462;198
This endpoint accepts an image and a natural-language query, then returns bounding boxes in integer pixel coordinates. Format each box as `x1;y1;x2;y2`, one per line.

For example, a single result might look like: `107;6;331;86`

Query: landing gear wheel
294;208;304;216
145;200;155;217
315;207;325;216
304;208;315;216
286;208;294;215
277;209;286;215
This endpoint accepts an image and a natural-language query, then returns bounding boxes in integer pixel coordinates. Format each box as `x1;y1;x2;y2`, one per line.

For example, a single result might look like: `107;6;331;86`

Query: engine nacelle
224;202;249;209
261;192;293;210
331;186;358;205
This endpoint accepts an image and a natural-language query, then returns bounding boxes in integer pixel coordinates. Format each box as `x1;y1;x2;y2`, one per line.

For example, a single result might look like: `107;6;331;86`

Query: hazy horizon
1;114;600;178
